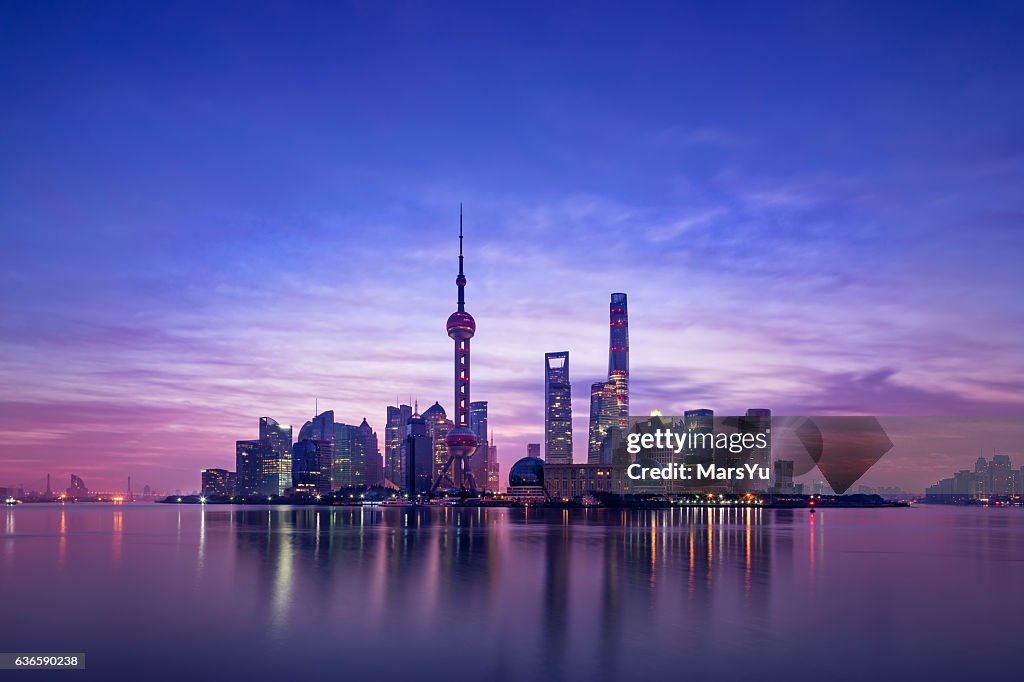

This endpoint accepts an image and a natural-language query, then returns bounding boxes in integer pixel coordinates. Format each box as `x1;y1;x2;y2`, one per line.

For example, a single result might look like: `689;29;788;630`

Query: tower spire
456;203;466;312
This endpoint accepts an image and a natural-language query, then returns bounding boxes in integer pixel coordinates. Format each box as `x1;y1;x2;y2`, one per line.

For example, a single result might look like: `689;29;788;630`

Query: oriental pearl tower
433;205;478;491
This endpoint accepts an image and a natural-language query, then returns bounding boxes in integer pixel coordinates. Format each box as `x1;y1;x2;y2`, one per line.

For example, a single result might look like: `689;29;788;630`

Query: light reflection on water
1;504;1023;681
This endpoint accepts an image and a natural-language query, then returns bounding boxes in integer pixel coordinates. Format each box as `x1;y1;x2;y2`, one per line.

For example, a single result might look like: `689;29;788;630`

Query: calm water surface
2;504;1022;681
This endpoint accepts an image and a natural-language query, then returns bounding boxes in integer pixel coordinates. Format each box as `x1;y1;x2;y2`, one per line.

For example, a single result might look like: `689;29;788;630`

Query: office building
235;439;261;496
469;400;489;492
201;468;230;496
259;417;293;497
291;439;333;495
544;351;573;464
385;404;413;486
405;408;433;494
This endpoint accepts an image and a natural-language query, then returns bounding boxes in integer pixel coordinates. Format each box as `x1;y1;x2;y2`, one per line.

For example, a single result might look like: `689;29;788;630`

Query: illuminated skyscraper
608;293;629;429
469;400;489;491
487;437;500;493
588;294;629;463
259;417;293;496
434;208;479;491
422;401;452;486
385;404;413;486
683;409;713;467
333;421;373;489
587;380;618;463
545;351;573;464
291;440;332;495
235;440;261;496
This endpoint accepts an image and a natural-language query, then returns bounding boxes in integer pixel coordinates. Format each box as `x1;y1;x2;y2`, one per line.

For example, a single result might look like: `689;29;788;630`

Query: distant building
736;409;772;492
771;459;800;494
527;443;541;458
544;351;573;464
974;457;990;495
201;468;230;496
683;409;714;466
544;463;613;501
385;404;413;486
989;454;1013;495
487;440;500;493
66;474;89;500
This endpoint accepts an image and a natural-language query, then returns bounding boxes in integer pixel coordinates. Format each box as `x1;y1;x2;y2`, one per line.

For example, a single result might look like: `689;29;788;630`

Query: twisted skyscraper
433;207;478;491
588;293;629;463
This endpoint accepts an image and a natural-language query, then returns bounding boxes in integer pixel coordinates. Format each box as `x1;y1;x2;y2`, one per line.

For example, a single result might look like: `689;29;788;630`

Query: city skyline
2;3;1023;494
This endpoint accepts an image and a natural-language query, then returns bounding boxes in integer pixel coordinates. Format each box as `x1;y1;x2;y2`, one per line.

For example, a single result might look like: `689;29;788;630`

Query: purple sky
1;2;1023;494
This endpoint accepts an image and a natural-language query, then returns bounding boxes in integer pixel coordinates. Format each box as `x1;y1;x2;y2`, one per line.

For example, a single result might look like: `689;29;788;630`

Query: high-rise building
299;410;335;442
545;351;573;464
385;404;413;486
405;408;433;494
587;380;618;463
588;294;630;463
201;468;230;496
235;439;261;496
291;439;333;494
469;401;489;491
487;438;500;493
360;418;383;487
989;454;1013;495
683;409;714;466
434;207;480;491
259;417;293;497
772;459;796;494
527;443;541;458
974;456;990;495
422;402;452;486
608;293;629;429
333;422;370;489
739;409;772;491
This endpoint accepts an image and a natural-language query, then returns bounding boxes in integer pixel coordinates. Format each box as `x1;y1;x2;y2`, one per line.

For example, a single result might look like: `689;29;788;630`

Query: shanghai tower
608;292;629;428
589;293;629;463
433;206;479;491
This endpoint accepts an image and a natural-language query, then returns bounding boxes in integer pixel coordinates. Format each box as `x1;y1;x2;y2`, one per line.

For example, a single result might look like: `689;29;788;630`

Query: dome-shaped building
421;401;446;422
507;456;547;501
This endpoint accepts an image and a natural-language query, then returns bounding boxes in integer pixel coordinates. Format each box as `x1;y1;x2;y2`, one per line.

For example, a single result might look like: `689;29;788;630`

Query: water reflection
3;505;1024;681
211;506;787;680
